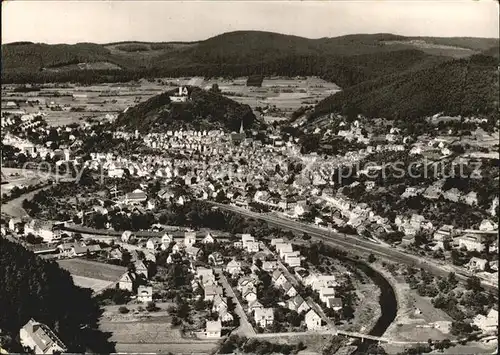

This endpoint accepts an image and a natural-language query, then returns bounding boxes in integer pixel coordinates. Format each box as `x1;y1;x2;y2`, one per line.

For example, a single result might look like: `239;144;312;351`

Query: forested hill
2;31;498;87
309;54;499;121
115;86;259;132
0;238;115;353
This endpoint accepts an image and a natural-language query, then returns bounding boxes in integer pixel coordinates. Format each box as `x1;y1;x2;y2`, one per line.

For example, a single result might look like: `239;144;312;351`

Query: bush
146;301;159;312
118;306;129;314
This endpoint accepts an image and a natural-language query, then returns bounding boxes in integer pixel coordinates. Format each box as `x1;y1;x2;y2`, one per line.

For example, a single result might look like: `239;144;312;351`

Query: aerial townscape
0;2;498;355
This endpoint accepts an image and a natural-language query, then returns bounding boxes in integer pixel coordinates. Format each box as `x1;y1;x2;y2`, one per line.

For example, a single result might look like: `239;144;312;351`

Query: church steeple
239;119;244;134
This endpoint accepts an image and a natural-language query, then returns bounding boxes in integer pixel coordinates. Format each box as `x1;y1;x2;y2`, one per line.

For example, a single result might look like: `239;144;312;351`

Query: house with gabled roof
261;260;278;272
242;284;258;303
134;260;149;279
282;281;298;297
202;232;215;244
237;276;255;292
196;267;216;285
272;269;288;287
212;294;228;313
204;284;224;301
288;295;310;314
305;309;323;330
186;246;203;260
19;319;67;354
248;300;264;314
225;259;242;276
208;252;224;266
146;237;161;250
124;189;147;204
326;297;343;311
219;310;234;324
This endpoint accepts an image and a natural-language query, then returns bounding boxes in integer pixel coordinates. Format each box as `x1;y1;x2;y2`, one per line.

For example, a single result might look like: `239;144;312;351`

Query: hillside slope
310;54;499;120
2;31;497;86
115;86;258;132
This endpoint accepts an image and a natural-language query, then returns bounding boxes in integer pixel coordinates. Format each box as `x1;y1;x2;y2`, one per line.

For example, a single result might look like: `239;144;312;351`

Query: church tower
239;119;244;134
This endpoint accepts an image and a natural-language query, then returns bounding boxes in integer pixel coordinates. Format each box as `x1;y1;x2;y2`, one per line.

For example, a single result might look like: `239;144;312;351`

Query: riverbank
370;260;457;353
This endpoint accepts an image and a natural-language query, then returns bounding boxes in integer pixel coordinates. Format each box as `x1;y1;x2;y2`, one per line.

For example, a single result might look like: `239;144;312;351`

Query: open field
374;262;454;344
1;167;51;195
57;258;126;281
2;76;340;126
99;318;220;355
71;275;115;293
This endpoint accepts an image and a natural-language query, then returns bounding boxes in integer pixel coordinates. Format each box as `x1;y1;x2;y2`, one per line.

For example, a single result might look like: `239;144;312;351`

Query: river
343;258;398;354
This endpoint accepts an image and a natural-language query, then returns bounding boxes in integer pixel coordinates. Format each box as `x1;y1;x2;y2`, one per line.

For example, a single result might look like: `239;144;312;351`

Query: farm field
99;318;220;355
2;76;340;126
57;258;126;281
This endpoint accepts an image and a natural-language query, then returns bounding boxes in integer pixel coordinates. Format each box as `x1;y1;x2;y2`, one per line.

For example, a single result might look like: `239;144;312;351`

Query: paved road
214;268;256;337
209;202;498;293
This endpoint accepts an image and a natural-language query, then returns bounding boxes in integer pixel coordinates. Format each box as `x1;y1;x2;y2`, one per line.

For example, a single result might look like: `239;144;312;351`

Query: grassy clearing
57;258;126;281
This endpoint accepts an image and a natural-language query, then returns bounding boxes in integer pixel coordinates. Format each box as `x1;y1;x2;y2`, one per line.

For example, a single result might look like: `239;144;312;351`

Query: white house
246;240;260;253
212;295;228;313
146;237;161;250
242;285;258;303
456;234;484;252
137;285;153;303
203;233;215;244
282;281;298;297
272;270;288;287
319;287;336;304
24;220;56;243
19;319;67;354
468;257;488;272
254;308;274;328
118;272;135;291
305;309;323;330
225;259;242;276
479;219;498;232
288;295;310;314
219;310;234;323
205;319;222;338
184;232;197;247
473;308;498;333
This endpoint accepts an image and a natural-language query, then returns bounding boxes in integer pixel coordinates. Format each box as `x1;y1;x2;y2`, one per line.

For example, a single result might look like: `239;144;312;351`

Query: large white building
19;319;67;354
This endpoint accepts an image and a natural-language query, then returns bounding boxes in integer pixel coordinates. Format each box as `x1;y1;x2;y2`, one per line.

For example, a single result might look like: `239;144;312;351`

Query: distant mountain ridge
2;31;498;86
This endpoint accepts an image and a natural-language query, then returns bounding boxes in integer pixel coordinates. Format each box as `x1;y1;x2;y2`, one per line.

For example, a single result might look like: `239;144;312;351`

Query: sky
2;0;499;44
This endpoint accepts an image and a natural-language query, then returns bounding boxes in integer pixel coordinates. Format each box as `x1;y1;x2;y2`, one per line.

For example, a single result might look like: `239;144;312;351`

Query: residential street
214;268;256;337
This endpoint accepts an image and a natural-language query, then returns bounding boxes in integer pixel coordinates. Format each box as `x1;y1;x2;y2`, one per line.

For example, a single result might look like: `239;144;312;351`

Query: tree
434;339;452;351
367;253;376;263
121;250;132;266
466;276;482;292
118;306;129;314
209;83;221;94
146;301;159;312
